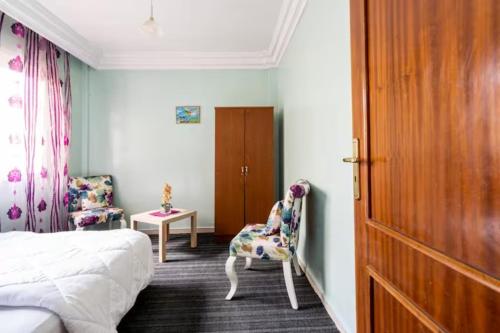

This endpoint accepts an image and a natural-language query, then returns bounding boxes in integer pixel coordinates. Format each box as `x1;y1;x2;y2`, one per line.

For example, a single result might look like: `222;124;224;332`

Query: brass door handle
241;166;245;175
342;157;359;163
343;139;360;200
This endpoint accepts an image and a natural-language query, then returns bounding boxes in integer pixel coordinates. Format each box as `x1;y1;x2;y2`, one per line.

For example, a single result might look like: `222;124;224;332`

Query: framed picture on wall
176;106;201;124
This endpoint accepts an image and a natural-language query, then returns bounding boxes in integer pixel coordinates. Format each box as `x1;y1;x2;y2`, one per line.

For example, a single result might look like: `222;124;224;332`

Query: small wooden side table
130;209;197;262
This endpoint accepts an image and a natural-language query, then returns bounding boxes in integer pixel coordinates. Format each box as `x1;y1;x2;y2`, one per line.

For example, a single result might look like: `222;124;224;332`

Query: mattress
0;306;66;333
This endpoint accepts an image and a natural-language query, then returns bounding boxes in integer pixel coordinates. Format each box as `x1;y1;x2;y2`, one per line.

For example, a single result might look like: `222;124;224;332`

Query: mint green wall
85;70;276;230
68;1;355;328
277;0;356;332
68;56;89;177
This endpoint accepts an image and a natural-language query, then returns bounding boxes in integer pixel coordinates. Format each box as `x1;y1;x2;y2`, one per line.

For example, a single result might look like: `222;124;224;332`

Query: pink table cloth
149;209;180;217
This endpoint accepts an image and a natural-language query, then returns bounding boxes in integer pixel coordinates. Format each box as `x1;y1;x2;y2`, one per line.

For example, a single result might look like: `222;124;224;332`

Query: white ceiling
38;0;283;53
0;0;308;69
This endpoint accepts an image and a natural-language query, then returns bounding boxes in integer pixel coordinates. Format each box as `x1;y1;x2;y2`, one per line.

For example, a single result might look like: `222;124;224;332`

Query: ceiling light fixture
142;0;163;37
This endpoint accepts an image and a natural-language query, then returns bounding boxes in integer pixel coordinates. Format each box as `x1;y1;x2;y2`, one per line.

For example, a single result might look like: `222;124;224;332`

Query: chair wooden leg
292;255;302;276
283;260;298;310
225;256;238;300
244;257;252;270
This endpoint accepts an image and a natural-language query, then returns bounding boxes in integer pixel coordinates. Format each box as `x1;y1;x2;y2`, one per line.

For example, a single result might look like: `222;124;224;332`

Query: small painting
176;106;201;124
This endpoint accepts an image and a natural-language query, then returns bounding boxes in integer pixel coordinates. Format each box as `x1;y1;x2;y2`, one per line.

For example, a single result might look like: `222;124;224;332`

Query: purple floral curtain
0;13;72;232
23;29;39;231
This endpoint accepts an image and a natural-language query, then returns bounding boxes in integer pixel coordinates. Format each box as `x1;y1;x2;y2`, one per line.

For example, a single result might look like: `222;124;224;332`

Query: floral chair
68;175;125;230
225;179;310;310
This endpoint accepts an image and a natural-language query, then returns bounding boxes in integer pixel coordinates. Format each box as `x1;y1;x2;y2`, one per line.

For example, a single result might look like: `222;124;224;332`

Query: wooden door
215;108;245;237
244;107;275;225
350;0;499;332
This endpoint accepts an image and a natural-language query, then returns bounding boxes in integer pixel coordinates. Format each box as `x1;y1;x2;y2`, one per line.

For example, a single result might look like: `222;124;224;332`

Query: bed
0;306;65;333
0;229;154;333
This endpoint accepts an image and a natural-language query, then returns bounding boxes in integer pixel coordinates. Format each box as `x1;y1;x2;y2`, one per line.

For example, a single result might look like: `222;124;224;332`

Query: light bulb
142;17;163;37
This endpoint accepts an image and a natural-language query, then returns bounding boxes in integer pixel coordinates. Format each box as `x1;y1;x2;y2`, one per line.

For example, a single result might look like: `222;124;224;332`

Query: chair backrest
68;175;113;212
280;179;310;255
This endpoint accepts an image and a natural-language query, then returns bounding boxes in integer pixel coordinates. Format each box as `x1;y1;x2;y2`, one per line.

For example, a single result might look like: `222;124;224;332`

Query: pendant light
142;0;163;37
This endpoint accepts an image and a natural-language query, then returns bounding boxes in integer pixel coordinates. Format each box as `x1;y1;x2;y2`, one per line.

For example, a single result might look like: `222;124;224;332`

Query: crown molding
268;0;308;66
0;0;307;70
98;50;275;70
0;0;101;67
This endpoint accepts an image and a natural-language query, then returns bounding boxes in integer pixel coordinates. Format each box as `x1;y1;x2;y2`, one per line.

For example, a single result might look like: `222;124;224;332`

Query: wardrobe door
244;107;275;225
215;108;245;237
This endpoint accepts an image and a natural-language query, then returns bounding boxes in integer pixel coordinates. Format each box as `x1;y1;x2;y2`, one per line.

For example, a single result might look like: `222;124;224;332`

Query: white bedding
0;306;66;333
0;229;154;333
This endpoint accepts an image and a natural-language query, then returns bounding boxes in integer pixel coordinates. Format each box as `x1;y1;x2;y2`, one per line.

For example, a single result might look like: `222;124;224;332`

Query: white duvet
0;229;154;333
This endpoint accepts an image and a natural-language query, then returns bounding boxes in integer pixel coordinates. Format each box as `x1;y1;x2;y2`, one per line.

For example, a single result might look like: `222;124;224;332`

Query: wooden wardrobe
215;107;275;239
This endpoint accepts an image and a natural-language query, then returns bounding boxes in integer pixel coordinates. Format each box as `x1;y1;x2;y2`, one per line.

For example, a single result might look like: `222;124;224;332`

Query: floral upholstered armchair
225;179;310;310
68;175;125;230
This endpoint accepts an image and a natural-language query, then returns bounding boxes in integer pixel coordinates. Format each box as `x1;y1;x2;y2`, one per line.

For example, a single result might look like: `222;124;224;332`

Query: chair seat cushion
229;224;290;260
69;207;124;228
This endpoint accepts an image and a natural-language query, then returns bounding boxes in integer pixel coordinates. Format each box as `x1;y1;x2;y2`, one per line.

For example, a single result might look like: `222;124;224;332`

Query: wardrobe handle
241;166;245;175
244;166;249;176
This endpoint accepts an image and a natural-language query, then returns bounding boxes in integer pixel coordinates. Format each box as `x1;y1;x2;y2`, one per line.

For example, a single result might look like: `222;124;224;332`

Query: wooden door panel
215;108;245;236
368;225;500;332
373;282;432;333
351;0;500;332
244;107;275;225
367;0;500;277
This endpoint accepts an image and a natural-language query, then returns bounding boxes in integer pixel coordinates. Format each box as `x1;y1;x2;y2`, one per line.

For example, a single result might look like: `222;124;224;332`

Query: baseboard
297;256;349;333
140;227;214;235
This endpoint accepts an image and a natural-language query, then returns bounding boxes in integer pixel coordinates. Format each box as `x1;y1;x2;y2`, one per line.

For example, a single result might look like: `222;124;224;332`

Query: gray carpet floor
118;234;339;332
